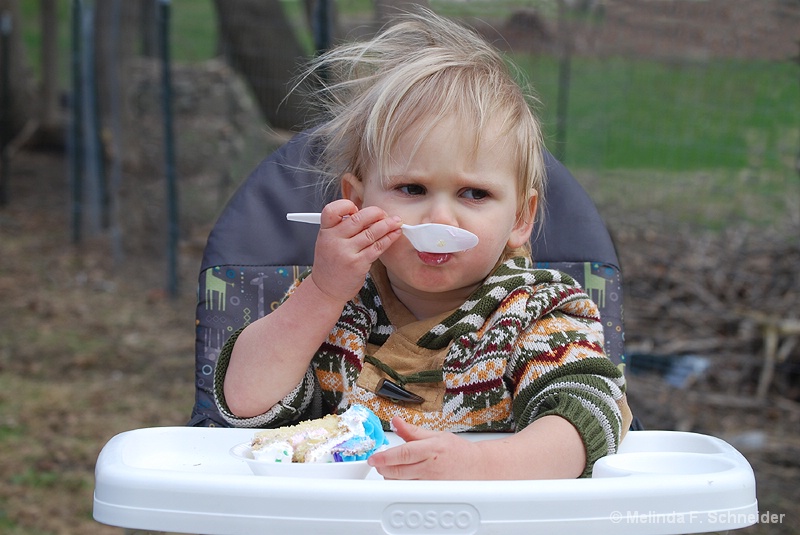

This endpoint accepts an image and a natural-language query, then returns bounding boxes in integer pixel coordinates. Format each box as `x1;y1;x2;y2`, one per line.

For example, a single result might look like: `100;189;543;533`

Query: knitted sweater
214;257;631;477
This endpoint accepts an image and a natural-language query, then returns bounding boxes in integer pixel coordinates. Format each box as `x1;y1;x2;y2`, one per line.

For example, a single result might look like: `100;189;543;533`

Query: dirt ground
0;149;199;535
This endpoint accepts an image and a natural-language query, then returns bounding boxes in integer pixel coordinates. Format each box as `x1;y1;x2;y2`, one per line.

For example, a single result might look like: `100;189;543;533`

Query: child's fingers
321;203;402;249
319;199;358;228
343;211;403;255
363;225;403;258
367;441;426;478
367;417;443;478
391;416;438;442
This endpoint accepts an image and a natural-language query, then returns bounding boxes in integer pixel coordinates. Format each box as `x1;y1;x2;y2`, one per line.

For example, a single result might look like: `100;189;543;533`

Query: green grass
515;55;800;172
509;54;799;230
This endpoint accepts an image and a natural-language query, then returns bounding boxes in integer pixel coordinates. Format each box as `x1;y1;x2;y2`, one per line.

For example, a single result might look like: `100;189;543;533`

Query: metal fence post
158;0;179;297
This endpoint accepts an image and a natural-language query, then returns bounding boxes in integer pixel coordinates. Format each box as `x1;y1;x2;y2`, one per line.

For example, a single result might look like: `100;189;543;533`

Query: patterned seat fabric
190;130;625;428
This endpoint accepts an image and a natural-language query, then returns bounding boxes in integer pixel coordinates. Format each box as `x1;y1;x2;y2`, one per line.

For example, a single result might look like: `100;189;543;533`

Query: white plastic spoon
286;212;479;253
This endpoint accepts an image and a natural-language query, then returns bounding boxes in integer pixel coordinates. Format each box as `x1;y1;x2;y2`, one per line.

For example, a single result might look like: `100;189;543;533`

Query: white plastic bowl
229;442;374;479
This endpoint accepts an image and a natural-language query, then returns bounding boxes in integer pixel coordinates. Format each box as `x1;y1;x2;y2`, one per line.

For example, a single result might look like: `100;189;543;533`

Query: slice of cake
250;405;388;463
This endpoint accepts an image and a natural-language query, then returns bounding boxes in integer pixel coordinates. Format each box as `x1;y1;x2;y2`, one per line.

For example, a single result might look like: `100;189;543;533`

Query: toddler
215;8;632;480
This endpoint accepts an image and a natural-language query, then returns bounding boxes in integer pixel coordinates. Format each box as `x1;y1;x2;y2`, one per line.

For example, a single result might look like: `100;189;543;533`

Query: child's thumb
391;416;437;442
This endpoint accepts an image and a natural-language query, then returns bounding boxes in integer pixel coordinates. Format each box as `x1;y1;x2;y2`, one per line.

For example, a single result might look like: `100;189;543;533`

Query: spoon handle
288;212;392;227
286;213;322;224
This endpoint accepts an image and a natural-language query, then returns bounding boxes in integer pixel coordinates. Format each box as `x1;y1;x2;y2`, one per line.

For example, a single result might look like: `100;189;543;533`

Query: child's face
343;114;536;313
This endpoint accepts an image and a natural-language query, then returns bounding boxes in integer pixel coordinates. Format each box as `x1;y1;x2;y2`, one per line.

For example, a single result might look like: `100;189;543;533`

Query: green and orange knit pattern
214;257;631;476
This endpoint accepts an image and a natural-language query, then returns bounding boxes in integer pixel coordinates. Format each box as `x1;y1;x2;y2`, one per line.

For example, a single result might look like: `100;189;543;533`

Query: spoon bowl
286;213;479;253
399;222;479;253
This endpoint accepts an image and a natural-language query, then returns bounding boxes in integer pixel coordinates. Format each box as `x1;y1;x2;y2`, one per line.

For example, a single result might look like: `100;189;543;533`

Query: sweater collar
367;257;548;350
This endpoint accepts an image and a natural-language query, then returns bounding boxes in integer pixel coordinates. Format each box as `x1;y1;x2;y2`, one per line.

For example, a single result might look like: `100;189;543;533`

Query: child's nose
423;199;459;226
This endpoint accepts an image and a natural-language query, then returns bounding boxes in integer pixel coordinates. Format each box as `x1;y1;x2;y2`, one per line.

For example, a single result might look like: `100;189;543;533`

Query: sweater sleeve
510;300;629;478
212;327;320;428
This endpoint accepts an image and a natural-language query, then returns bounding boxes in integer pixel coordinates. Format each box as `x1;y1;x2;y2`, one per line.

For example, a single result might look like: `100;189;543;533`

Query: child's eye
461;188;489;200
398;184;426;196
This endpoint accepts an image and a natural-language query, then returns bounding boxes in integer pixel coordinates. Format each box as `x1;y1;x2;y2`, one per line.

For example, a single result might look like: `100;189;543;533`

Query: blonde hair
301;8;546;233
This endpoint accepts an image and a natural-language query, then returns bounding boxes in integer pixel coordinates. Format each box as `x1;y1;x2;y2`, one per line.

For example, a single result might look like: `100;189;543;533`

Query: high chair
93;130;758;535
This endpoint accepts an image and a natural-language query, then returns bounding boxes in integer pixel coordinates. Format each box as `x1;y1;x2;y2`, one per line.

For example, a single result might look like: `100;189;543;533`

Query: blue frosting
363;409;389;450
332;405;389;462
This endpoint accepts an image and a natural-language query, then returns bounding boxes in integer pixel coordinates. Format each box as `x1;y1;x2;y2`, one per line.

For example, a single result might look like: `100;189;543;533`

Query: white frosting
339;405;369;434
251;440;293;463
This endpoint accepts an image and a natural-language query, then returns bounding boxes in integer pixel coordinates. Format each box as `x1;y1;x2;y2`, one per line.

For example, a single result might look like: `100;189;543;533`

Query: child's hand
309;199;403;303
368;416;486;480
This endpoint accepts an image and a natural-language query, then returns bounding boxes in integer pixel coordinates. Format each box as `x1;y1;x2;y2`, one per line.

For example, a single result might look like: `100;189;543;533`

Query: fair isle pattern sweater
214;257;630;477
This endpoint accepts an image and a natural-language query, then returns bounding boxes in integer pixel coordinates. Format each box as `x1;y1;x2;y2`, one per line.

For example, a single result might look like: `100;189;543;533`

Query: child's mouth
417;252;452;265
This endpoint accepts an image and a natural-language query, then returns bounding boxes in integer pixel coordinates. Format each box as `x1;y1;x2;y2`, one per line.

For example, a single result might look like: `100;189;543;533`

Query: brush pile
617;223;800;401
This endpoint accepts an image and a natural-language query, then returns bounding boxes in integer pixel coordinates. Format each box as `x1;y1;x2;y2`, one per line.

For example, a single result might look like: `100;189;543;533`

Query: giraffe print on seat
583;262;607;308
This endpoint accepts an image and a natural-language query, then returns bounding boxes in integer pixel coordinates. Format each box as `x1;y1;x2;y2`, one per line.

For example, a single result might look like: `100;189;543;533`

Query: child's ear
341;173;364;208
507;190;538;249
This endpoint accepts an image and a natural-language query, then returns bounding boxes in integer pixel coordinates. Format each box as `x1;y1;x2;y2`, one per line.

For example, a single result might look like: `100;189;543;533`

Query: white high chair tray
93;427;757;535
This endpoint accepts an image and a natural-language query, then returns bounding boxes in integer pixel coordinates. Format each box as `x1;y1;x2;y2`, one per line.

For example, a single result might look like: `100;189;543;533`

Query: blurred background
0;1;798;534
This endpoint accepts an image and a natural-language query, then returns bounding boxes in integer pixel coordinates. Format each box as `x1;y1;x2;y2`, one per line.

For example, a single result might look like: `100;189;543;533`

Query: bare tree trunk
94;0;140;123
93;0;143;259
213;0;308;131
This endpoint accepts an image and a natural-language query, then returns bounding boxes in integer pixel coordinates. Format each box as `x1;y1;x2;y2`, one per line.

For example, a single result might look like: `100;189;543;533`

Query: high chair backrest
190;130;624;427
